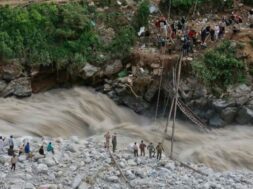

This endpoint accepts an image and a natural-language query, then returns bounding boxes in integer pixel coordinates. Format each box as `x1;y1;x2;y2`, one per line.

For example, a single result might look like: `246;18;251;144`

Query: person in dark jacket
201;26;210;45
39;145;45;157
25;142;30;160
156;142;164;160
112;133;117;153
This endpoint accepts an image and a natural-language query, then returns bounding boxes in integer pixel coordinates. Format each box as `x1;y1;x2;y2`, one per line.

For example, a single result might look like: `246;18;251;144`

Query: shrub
192;41;246;88
0;2;136;74
133;0;150;30
159;0;233;14
108;26;136;58
243;0;253;6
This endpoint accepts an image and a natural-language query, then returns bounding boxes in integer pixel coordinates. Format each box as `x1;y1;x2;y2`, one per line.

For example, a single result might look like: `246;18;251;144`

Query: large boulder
144;80;158;102
36;163;48;174
1;62;22;81
104;60;123;76
2;77;32;97
236;107;253;124
122;95;149;113
212;99;236;112
82;63;99;78
0;80;7;93
209;114;225;128
221;107;238;124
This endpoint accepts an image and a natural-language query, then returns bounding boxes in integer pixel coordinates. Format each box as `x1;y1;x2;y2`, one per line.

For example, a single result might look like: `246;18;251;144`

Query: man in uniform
156;142;164;160
112;133;117;153
147;143;155;158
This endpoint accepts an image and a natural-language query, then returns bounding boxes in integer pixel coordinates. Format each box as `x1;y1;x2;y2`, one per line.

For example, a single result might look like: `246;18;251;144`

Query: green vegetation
243;0;253;6
192;41;246;89
250;40;253;48
0;2;136;74
159;0;233;14
133;0;150;30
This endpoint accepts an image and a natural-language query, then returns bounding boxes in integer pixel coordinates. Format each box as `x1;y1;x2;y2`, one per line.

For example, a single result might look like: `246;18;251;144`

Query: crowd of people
0;135;55;171
153;10;251;56
104;132;165;160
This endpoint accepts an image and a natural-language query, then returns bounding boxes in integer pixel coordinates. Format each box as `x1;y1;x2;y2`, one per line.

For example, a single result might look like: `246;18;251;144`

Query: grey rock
72;175;83;189
125;170;135;180
82;63;99;78
36;163;48;174
209;115;225;128
236;107;253;124
212;99;236;112
0;80;7;93
106;175;119;183
221;107;238;124
144;80;158;102
1;63;22;81
104;60;123;76
43;157;56;167
235;95;250;106
79;182;90;189
25;183;35;189
122;96;149;113
38;184;57;189
2;77;32;97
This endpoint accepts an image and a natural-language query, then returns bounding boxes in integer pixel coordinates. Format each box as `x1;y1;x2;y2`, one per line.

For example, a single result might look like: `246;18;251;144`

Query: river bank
0;135;253;189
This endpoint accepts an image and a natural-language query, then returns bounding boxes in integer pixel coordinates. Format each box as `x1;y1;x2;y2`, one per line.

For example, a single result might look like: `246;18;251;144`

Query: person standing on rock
104;131;111;149
112;133;117;153
10;154;18;171
25;142;30;159
8;135;14;149
47;142;54;154
8;146;14;156
156;142;164;160
139;140;146;156
147;143;155;158
133;142;138;157
18;144;24;156
39;145;46;157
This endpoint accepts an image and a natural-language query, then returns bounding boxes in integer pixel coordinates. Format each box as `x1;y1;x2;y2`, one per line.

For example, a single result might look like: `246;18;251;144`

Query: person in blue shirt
47;142;54;154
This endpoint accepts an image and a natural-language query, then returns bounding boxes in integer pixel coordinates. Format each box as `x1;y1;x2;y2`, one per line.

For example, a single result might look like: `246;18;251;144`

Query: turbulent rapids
1;87;253;171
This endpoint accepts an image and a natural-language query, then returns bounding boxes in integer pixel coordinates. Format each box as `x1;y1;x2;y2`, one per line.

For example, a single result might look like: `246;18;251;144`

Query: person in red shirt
188;29;197;45
139;140;147;156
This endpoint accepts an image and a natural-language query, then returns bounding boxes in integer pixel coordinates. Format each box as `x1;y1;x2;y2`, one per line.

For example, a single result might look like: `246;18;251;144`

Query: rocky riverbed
0;135;253;189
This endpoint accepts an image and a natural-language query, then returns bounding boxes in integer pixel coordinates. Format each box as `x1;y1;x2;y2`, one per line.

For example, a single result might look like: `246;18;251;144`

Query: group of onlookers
154;9;252;56
104;132;165;160
133;141;164;160
0;135;55;171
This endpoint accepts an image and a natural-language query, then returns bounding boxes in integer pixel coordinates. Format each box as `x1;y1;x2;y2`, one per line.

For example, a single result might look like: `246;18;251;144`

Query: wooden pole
192;0;198;17
170;54;182;159
154;58;164;121
162;64;176;143
168;0;172;19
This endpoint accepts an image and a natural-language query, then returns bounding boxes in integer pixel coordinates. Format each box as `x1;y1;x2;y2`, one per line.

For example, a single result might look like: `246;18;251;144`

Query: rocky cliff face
1;52;253;127
179;78;253;127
